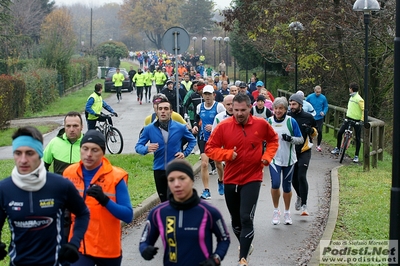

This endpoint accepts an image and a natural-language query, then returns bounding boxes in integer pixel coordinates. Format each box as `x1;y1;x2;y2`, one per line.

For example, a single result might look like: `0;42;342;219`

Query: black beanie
166;159;194;181
81;130;106;154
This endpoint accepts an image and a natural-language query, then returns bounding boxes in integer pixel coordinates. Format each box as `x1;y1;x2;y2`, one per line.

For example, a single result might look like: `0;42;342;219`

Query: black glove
303;124;314;135
113;112;118;117
141;246;159;260
282;133;292;142
86;185;109;206
199;258;219;266
0;242;7;260
58;243;79;263
94;113;101;117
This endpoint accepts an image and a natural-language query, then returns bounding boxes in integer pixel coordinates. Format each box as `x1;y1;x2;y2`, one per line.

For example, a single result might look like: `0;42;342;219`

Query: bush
0;75;26;127
63;56;98;89
15;68;58;114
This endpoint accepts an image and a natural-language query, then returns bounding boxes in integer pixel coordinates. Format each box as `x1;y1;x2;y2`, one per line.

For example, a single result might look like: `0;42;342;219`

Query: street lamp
202;37;207;55
224;37;230;75
289;21;304;91
391;0;400;247
217;37;223;66
353;0;380;161
143;38;146;51
192;36;197;55
212;37;217;69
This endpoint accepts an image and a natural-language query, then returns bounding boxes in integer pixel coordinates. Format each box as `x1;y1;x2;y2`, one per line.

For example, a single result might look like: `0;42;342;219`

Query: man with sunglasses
136;98;197;202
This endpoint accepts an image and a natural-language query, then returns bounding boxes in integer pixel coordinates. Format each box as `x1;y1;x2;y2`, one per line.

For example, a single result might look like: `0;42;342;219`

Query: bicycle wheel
339;134;351;163
106;127;124;154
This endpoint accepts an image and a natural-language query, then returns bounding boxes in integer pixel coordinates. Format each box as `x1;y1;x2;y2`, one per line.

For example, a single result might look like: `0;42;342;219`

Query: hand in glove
282;133;292;142
94;113;101;117
0;242;7;260
303;124;314;135
113;112;118;117
199;258;219;266
86;185;109;206
58;243;79;263
141;246;159;260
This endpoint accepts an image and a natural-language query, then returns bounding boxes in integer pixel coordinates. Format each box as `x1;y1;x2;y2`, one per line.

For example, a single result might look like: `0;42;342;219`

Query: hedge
0;75;26;127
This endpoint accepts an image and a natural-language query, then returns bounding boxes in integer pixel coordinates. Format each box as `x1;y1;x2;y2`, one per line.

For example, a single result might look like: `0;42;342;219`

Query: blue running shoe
218;180;224;195
200;189;211;199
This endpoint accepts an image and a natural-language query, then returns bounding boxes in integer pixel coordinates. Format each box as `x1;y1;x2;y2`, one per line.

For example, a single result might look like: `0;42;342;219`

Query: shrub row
0;75;26;128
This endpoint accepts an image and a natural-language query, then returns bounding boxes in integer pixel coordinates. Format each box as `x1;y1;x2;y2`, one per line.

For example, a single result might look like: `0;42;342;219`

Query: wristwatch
213;254;221;265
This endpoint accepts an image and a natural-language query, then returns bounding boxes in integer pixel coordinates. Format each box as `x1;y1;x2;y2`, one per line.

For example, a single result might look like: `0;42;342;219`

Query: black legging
336;119;362;156
144;85;151;102
137;86;144;102
153;170;170;202
116;86;122;101
292;149;311;206
224;181;261;260
315;119;324;146
156;84;164;94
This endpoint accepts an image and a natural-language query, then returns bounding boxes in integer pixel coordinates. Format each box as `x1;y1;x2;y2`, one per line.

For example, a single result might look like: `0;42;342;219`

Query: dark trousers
315;119;324;146
137;86;144;101
224;181;261;259
115;86;122;100
87;116;113;130
154;170;170;202
336;119;362;156
156;84;164;94
292;149;311;206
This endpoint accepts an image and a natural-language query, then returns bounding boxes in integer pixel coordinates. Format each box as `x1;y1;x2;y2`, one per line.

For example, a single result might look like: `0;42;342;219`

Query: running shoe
300;205;309;216
137;97;139;101
238;257;248;266
331;147;339;154
353;156;359;163
295;196;301;211
316;146;322;152
117;100;120;103
140;101;142;105
284;212;292;225
209;169;217;175
200;189;211;200
271;210;281;225
218;180;224;195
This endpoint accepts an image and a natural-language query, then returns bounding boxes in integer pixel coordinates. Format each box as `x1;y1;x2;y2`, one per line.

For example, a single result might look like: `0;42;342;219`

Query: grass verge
0;124;60;147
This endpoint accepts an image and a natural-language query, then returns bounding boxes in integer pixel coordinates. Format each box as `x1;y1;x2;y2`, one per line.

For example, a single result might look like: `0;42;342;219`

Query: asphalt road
2;84;340;265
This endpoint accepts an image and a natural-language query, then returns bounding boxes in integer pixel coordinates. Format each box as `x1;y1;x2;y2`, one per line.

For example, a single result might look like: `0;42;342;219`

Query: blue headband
12;136;43;158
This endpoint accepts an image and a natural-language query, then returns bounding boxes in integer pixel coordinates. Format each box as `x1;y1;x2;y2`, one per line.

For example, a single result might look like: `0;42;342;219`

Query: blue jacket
139;191;230;265
306;93;328;121
0;172;89;265
135;120;197;170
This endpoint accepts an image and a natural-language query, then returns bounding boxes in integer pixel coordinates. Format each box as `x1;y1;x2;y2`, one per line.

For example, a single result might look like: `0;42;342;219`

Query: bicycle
95;113;124;154
338;118;359;163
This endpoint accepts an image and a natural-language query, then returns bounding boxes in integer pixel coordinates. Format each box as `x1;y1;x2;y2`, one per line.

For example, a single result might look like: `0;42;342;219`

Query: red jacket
205;115;279;185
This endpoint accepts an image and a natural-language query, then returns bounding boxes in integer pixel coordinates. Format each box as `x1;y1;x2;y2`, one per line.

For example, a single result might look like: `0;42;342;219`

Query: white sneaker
300;205;309;216
284;212;292;225
271;210;281;225
295;196;301;211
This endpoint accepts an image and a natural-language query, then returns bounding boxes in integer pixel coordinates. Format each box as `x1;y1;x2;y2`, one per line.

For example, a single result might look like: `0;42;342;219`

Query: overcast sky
54;0;232;9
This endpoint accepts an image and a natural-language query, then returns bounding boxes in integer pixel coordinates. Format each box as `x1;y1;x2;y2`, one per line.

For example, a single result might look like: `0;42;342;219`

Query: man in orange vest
63;130;133;265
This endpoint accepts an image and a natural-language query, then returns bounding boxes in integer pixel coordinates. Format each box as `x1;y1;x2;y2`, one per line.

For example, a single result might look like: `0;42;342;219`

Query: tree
220;0;394;120
119;0;182;49
94;40;128;67
0;0;11;32
40;8;76;79
180;0;215;35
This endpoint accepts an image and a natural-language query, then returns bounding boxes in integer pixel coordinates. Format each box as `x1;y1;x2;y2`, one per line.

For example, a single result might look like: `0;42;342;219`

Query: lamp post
289;21;304;91
212;37;217;69
192;36;197;55
143;38;146;51
391;0;400;247
217;37;223;66
202;37;207;55
224;37;230;75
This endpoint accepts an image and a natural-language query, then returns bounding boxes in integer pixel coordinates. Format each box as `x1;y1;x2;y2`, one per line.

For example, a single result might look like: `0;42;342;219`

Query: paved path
2;84;340;265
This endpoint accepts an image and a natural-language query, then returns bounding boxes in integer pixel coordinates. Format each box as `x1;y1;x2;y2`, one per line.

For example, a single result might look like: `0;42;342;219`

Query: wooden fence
277;89;385;170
